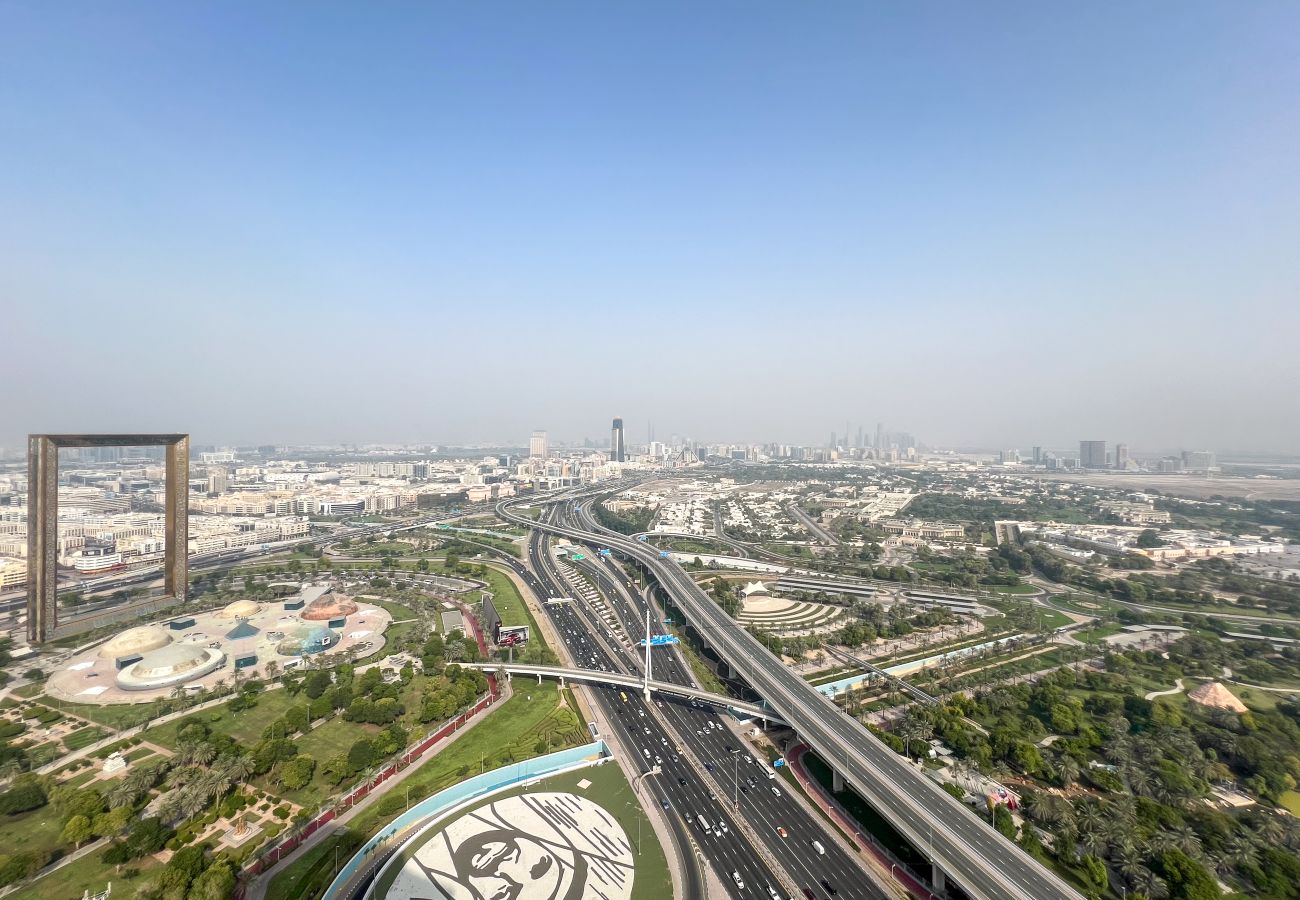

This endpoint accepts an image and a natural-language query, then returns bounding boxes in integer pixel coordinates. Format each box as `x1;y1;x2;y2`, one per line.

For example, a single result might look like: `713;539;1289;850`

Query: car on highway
771;786;782;797
731;872;745;890
677;777;687;786
820;879;837;896
775;826;788;838
810;839;824;855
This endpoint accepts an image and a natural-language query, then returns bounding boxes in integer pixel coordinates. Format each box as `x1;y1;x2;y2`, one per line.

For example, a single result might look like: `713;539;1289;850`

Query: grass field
145;688;300;749
988;583;1040;595
1281;790;1300;816
0;804;65;863
7;850;164;900
1075;622;1125;643
61;725;107;752
33;695;166;731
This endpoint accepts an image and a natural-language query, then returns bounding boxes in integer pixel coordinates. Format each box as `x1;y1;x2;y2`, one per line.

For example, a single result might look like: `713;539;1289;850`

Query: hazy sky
3;2;1298;454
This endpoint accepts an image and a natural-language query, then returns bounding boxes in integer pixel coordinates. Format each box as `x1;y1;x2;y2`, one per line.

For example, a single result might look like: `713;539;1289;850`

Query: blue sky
3;2;1298;452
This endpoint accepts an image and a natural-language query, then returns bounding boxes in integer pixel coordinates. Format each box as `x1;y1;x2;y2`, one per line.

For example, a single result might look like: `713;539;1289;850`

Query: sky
2;2;1298;454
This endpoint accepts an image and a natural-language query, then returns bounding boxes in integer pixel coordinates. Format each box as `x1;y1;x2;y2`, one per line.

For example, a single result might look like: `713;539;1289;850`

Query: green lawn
0;804;66;862
33;696;167;730
145;689;301;749
1281;790;1300;816
1075;622;1126;643
988;583;1039;595
61;725;107;752
7;851;164;900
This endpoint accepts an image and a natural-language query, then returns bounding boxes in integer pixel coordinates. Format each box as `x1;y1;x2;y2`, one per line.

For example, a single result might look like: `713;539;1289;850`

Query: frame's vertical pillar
27;435;59;645
165;435;189;602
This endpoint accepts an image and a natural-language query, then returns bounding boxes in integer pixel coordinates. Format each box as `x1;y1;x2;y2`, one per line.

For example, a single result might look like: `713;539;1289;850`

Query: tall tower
875;422;885;450
529;430;549;459
1114;443;1130;470
1079;440;1106;469
610;417;625;462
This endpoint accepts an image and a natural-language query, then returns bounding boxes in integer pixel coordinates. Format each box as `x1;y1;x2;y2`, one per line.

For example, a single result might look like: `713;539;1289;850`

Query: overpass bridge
499;494;1082;900
460;662;788;725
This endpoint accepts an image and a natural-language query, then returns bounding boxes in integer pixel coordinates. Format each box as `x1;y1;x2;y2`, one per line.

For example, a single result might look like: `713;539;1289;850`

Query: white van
811;840;825;855
697;816;711;832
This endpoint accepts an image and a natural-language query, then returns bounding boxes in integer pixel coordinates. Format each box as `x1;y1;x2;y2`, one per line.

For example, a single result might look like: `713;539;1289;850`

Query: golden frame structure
27;434;188;643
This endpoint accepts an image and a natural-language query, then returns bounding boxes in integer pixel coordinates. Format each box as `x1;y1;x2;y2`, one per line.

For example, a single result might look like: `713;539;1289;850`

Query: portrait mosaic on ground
387;792;635;900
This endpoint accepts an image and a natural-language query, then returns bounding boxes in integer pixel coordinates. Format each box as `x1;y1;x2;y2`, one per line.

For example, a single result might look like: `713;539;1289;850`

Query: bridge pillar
559;676;565;689
537;674;542;685
832;768;845;793
932;865;946;895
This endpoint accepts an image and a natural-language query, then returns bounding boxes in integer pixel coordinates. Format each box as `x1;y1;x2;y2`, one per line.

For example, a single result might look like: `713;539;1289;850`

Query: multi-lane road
512;509;889;900
502;492;1083;900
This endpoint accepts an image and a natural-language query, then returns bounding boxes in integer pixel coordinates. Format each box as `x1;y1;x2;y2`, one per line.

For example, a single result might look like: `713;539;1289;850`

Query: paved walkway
1145;677;1185;700
243;680;511;900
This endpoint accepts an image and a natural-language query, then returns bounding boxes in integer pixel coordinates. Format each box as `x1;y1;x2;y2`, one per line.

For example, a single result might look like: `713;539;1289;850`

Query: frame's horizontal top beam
31;434;188;448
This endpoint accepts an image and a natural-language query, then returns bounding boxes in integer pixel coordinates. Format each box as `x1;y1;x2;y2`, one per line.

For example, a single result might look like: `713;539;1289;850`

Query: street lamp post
733;755;739;810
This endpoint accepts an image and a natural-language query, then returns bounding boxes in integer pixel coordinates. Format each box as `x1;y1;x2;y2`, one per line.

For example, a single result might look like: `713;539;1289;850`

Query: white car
771;786;782;797
732;872;745;890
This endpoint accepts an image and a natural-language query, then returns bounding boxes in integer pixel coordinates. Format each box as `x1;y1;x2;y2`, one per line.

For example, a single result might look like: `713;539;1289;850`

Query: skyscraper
1032;446;1043;465
529;430;549;459
610;417;625;462
1080;440;1107;469
875;422;884;450
1114;443;1130;470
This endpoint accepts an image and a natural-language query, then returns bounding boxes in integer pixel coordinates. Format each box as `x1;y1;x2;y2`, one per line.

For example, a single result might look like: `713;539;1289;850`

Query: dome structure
220;598;261;619
99;625;172;659
115;643;225;691
300;594;359;622
276;624;339;656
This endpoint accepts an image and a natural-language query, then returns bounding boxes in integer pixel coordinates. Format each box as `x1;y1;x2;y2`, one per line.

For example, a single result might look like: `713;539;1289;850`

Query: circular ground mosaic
384;792;634;900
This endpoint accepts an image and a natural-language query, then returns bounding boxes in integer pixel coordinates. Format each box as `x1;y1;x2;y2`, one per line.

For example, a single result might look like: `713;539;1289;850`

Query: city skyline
4;3;1299;453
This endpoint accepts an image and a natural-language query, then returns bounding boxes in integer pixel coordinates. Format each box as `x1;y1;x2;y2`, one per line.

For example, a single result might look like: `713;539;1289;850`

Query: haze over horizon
4;3;1298;454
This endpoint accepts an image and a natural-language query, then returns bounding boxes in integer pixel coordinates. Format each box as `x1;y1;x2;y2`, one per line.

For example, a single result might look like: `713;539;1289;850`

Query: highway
785;503;839;547
502;492;1083;900
516;513;889;900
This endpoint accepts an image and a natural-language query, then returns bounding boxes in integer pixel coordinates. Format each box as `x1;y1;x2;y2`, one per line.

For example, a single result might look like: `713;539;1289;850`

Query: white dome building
115;643;225;691
220;598;261;620
99;626;173;659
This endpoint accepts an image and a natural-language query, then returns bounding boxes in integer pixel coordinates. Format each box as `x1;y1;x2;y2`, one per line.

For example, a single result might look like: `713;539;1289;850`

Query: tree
1158;849;1221;900
1137;530;1166;549
60;814;93;849
188;861;235;900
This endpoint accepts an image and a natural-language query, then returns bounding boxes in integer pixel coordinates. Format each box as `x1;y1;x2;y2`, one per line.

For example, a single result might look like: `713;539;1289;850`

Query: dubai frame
27;433;189;643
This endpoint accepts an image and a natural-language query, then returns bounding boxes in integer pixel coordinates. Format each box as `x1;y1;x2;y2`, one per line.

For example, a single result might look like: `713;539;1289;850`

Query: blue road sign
662;617;674;625
772;758;786;768
638;635;680;647
598;548;612;557
637;535;647;541
658;551;671;558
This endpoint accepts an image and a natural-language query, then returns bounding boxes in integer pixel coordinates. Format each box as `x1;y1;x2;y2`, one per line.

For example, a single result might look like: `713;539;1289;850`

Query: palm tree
1250;811;1285;845
1057;755;1080;788
1169;824;1202;859
108;779;139;810
177;740;216;769
1114;844;1144;887
1225;833;1258;870
1027;793;1073;828
1132;867;1167;900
